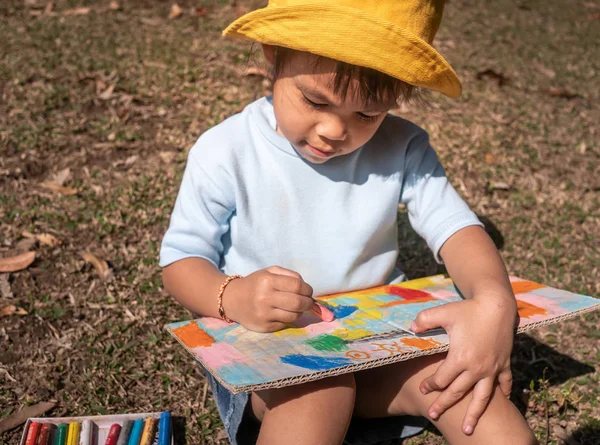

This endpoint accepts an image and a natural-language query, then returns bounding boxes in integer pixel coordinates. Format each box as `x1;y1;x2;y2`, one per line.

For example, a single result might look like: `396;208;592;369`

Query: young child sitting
160;1;539;444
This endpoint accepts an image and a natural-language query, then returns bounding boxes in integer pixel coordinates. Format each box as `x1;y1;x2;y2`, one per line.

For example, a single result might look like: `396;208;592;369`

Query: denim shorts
203;366;428;445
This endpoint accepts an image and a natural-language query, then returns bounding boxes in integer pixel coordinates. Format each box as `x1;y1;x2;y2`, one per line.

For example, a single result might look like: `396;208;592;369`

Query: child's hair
271;46;424;106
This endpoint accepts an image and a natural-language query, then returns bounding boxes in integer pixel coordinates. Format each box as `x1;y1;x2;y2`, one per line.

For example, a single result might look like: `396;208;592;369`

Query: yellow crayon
139;417;157;445
66;422;80;445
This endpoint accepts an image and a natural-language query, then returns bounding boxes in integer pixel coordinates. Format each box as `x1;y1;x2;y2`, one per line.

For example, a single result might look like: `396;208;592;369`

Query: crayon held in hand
311;301;335;322
25;422;41;445
116;420;133;445
127;419;144;445
105;423;122;445
157;412;171;445
37;423;54;445
54;423;68;445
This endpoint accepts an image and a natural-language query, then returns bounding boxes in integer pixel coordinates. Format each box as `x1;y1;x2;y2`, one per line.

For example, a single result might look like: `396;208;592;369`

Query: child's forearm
439;226;517;313
162;257;233;318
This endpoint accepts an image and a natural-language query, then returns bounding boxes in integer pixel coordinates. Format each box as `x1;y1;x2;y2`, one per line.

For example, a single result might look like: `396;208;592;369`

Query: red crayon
311;301;335;322
37;423;54;445
25;422;41;445
105;424;122;445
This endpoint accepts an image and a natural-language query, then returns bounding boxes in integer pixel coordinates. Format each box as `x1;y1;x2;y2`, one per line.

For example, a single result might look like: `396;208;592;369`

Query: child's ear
262;44;276;65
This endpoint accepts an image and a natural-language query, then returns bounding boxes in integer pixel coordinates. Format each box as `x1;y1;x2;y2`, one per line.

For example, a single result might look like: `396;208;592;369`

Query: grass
1;0;599;444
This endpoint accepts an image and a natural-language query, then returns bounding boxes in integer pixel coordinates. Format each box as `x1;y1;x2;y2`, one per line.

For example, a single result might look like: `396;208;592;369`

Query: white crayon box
19;412;175;445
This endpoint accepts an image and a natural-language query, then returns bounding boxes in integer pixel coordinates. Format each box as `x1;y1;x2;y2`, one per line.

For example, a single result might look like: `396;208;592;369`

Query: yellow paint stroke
173;322;214;348
511;280;546;295
332;328;374;341
401;337;443;350
517;300;548;318
398;275;449;290
274;327;308;338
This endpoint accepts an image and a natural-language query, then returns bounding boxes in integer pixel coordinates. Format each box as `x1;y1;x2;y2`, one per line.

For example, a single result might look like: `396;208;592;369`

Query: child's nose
316;113;348;141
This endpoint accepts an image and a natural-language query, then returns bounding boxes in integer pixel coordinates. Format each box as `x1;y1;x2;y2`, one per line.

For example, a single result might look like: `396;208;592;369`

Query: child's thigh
251;373;357;421
354;353;446;418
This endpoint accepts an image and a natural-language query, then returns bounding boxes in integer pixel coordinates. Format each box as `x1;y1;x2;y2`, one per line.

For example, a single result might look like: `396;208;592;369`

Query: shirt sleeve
159;140;235;268
400;131;483;263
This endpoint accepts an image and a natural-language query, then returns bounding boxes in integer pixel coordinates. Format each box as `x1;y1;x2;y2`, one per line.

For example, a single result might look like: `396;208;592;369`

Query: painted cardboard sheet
166;275;599;393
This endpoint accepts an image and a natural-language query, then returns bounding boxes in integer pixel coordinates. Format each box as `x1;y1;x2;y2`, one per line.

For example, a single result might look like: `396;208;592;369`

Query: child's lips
305;142;336;158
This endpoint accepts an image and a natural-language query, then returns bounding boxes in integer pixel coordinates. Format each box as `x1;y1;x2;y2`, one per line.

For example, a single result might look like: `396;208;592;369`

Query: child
160;1;539;444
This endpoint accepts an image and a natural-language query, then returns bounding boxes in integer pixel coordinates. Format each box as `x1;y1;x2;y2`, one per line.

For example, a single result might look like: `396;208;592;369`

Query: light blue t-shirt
159;97;482;296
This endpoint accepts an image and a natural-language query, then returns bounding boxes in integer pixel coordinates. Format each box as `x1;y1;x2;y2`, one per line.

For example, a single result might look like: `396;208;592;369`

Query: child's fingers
271;274;313;297
461;378;494;435
497;368;513;397
271;291;315;313
425;371;472;421
411;303;456;332
269;308;305;324
266;266;303;279
419;358;462;394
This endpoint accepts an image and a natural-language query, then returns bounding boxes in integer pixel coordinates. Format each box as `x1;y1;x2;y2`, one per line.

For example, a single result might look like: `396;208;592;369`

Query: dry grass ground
1;0;599;444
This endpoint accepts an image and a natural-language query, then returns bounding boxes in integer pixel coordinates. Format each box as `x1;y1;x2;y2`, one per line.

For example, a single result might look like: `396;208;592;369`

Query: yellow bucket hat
223;0;462;98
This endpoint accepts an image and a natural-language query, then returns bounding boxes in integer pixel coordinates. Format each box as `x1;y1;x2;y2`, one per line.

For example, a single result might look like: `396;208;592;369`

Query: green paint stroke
306;334;348;352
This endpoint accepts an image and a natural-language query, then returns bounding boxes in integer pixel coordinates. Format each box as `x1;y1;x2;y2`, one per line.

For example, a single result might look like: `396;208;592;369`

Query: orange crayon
25;422;41;445
139;417;157;445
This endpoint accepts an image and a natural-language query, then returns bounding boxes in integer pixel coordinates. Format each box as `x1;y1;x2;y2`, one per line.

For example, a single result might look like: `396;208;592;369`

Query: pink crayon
311;302;335;322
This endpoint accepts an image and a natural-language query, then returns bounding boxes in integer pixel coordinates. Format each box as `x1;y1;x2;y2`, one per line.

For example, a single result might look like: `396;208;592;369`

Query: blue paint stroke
281;354;353;370
218;362;269;386
328;304;358;319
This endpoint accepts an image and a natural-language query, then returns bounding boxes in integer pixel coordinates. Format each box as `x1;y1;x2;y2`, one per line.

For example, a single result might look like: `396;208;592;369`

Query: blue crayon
158;412;171;445
127;419;144;445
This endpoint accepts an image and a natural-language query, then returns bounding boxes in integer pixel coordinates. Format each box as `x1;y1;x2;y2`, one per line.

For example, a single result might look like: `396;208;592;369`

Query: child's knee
256;373;356;415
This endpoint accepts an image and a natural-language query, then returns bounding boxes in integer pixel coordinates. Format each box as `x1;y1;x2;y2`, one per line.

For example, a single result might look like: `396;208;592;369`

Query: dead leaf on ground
0;402;56;433
140;17;162;26
159;151;176;164
193;7;208;17
168;3;183;19
243;66;273;80
98;83;116;100
79;252;111;279
63;7;91;15
49;167;71;186
109;1;119;10
589;12;600;20
40;181;78;196
584;2;598;8
0;305;28;318
22;231;60;247
0;251;36;273
476;69;509;87
15;237;38;252
488;181;512;191
44;0;54;14
0;274;13;299
548;87;580;99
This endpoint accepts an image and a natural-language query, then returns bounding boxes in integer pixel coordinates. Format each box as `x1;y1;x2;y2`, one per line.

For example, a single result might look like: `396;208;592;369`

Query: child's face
265;46;395;164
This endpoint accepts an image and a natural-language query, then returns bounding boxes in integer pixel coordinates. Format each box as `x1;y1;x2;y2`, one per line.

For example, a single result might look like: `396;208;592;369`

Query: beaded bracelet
217;274;242;323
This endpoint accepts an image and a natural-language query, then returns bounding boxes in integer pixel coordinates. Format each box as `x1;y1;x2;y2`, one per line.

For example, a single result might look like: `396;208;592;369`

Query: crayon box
19;412;174;445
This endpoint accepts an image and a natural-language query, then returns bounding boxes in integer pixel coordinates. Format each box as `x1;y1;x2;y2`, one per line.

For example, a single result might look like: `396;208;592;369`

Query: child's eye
357;112;381;123
302;95;327;109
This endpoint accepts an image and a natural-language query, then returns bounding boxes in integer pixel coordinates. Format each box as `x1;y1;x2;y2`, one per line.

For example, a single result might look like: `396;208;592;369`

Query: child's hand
225;266;315;332
411;297;516;435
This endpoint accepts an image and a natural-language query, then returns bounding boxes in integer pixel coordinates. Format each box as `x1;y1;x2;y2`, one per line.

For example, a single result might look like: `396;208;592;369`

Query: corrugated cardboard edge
166;302;600;394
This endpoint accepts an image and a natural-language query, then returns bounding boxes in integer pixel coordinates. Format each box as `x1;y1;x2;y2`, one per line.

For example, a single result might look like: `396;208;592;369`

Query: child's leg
251;373;356;445
354;354;538;445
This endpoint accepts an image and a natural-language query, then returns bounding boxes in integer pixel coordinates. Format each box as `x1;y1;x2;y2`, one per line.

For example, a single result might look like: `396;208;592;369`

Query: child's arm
411;225;517;435
162;258;315;332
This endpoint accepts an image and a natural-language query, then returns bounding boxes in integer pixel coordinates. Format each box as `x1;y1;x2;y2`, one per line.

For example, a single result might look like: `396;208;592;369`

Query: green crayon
54;423;68;445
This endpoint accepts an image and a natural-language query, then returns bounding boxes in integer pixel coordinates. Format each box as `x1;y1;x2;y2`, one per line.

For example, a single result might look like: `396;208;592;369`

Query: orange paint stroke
511;280;546;294
173;322;215;348
517;300;548;318
401;337;442;350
